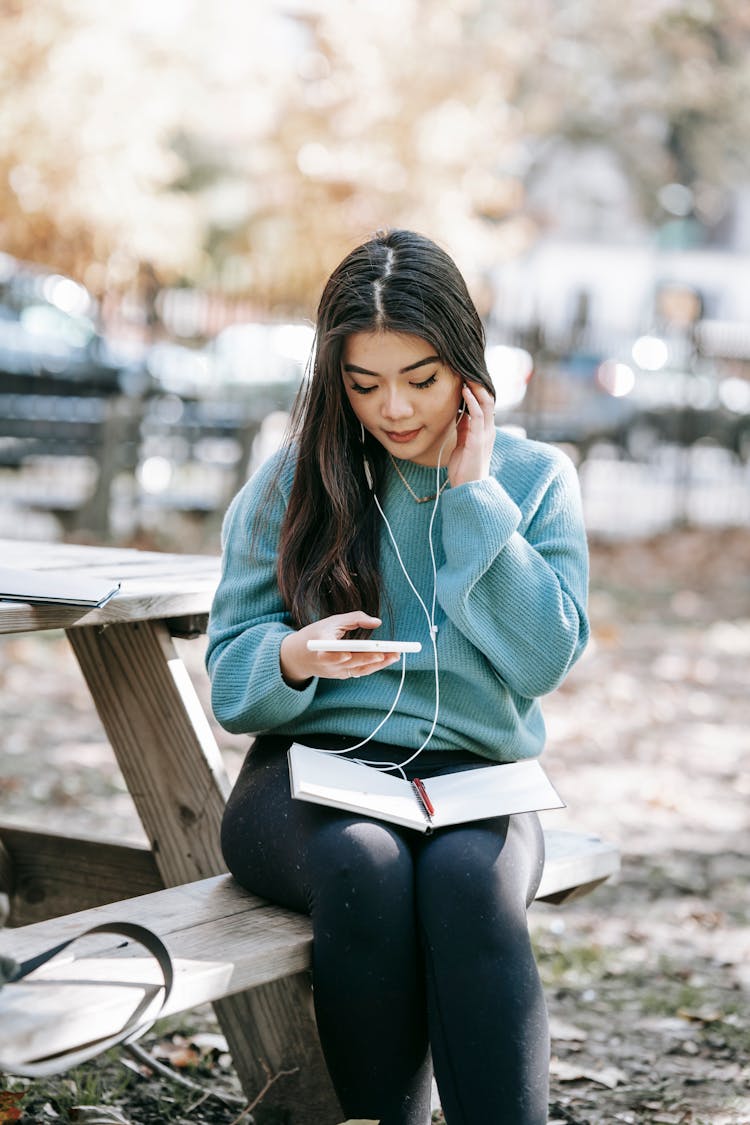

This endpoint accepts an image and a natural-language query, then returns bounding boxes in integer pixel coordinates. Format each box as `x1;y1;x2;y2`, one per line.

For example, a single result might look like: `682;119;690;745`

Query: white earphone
360;422;375;490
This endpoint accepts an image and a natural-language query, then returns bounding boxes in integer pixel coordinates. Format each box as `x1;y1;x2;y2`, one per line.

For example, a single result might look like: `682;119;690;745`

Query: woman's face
342;331;463;466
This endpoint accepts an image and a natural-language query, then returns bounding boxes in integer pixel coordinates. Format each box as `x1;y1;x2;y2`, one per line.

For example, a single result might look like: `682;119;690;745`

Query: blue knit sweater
206;428;589;763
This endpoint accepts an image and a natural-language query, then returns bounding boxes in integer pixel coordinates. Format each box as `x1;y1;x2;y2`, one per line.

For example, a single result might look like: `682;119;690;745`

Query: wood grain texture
67;620;229;885
0;824;620;969
0;539;219;634
0;827;162;926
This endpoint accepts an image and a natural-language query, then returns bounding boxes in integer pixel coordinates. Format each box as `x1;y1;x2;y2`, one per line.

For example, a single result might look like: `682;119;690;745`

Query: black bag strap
1;922;173;1077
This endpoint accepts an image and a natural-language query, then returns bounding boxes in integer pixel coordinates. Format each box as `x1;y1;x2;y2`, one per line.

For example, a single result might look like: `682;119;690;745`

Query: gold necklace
389;455;449;503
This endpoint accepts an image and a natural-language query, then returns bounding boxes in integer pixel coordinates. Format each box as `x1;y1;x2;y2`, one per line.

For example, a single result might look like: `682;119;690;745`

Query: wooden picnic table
0;537;338;1115
0;538;619;1121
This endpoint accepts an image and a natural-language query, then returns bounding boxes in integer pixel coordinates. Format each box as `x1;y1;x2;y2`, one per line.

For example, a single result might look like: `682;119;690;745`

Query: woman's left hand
448;382;496;488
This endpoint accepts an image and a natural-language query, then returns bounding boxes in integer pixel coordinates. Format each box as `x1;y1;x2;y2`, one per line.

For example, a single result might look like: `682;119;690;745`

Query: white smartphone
306;639;422;653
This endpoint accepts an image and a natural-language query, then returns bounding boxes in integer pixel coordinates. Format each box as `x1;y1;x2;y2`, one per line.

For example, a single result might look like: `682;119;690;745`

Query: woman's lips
385;428;421;443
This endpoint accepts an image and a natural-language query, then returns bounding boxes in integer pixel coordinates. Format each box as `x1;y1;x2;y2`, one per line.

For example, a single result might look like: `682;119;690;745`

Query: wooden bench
0;832;619;1122
0;389;142;535
0;385;290;536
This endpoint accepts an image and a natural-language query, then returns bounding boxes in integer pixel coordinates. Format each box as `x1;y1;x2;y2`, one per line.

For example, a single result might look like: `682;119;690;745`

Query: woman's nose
381;388;414;420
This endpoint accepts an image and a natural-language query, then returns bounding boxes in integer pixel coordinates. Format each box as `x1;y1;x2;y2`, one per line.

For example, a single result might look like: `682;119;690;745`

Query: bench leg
67;620;342;1124
215;976;342;1122
0;834;13;927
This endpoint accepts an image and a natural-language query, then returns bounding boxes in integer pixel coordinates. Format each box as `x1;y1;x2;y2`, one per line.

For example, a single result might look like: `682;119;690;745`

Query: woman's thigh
220;737;418;915
420;810;541;904
415;812;545;940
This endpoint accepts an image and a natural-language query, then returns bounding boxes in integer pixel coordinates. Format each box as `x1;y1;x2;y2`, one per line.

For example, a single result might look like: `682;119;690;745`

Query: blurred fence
0;386;292;543
1;305;749;546
2;398;748;548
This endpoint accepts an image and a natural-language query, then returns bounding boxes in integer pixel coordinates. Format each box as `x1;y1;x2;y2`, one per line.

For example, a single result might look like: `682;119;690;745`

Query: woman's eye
349;372;437;394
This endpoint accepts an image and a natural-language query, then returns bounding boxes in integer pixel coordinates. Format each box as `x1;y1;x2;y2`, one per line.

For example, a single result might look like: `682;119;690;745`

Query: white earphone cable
317;422;454;775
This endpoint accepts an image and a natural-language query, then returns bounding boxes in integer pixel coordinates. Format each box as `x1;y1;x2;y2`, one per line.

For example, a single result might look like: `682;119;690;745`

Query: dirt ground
0;526;748;1124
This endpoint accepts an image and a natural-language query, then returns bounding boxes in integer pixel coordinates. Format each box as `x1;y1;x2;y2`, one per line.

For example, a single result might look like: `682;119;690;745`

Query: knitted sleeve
205;455;318;734
437;442;589;698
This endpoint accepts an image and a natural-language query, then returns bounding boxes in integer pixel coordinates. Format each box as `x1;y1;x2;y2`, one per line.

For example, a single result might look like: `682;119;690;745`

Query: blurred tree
512;0;750;237
1;0;748;309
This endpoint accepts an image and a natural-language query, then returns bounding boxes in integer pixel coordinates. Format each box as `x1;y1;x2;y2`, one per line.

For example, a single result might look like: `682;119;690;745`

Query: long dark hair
276;229;495;627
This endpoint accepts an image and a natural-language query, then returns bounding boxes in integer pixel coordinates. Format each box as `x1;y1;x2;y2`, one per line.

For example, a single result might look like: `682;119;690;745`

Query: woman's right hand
279;612;401;688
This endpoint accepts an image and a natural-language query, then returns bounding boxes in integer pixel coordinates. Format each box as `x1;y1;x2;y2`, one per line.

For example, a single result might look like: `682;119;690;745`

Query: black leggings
221;737;549;1125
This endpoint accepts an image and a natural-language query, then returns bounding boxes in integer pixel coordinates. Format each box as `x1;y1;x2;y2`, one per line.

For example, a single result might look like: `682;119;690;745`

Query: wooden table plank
0;547;217;673
0;539;221;633
0;877;289;963
0;591;216;635
0;542;189;573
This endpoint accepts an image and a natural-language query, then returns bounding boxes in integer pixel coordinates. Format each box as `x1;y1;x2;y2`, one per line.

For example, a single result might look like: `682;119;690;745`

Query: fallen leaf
71;1109;133;1125
165;1044;201;1067
0;1090;25;1123
549;1017;588;1042
187;1031;229;1055
550;1057;628;1089
676;1007;724;1024
152;1036;201;1067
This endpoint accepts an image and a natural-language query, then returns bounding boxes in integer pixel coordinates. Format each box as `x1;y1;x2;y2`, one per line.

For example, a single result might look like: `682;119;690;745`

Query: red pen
412;777;435;820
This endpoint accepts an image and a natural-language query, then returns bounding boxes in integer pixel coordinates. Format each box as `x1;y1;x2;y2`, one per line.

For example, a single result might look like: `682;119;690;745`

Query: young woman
206;229;590;1125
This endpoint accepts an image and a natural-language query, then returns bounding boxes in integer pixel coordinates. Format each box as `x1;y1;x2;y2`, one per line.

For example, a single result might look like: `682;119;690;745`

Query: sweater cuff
441;477;521;567
260;628;319;706
211;626;318;733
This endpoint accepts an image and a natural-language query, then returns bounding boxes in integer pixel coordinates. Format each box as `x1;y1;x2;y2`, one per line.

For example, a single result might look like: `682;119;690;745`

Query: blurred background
1;5;749;1121
1;0;749;547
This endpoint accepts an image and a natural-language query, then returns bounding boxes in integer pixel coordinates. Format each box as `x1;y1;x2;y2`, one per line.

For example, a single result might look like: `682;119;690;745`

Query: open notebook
0;566;121;608
288;742;564;834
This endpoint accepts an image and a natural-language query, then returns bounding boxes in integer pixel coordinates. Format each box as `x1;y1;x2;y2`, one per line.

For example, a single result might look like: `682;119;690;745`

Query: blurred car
485;344;534;410
143;340;215;399
495;346;637;455
494;332;750;462
605;335;750;461
139;322;316;491
0;253;152;397
144;321;315;410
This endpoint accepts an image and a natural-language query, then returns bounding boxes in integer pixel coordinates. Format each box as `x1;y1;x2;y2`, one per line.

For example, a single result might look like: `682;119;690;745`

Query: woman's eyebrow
343;355;441;377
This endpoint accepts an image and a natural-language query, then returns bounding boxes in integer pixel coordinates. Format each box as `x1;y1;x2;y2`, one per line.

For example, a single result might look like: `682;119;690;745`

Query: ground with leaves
1;527;749;1125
